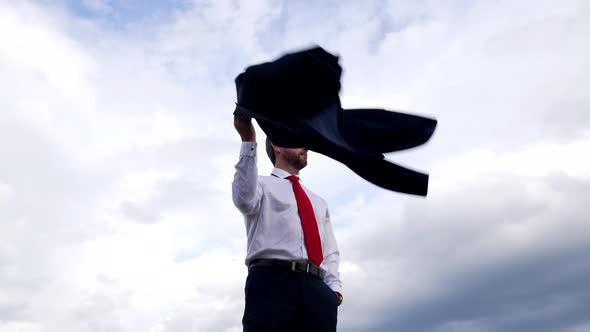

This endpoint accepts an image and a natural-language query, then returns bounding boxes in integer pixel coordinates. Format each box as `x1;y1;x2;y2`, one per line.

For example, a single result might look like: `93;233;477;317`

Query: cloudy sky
1;0;589;331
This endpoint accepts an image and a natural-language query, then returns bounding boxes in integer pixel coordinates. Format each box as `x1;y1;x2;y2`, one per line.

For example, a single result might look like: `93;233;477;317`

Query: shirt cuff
328;284;342;294
240;142;257;157
325;280;342;293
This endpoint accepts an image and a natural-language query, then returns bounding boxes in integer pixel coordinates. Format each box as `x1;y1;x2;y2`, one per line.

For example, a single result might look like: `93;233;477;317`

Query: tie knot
286;175;299;183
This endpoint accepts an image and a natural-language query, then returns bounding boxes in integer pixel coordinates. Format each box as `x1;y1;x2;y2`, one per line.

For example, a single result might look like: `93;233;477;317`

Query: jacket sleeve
232;142;263;215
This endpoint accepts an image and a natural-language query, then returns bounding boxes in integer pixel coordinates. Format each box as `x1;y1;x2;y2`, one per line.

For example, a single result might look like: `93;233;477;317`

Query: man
232;115;343;332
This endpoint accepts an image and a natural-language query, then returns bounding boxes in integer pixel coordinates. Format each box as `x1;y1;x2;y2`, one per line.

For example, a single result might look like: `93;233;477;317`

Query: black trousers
243;266;338;332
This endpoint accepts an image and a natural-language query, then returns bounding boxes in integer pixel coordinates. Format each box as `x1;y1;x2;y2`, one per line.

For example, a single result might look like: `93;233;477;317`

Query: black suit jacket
234;46;437;196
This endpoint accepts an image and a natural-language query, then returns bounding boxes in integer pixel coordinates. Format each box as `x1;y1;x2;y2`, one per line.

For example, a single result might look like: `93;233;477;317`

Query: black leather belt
249;259;325;279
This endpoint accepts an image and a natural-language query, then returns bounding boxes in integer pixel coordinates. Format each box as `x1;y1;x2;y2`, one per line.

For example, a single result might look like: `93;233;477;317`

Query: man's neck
274;163;299;176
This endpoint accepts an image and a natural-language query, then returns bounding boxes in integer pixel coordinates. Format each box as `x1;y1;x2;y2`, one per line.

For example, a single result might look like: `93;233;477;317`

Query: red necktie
286;175;323;266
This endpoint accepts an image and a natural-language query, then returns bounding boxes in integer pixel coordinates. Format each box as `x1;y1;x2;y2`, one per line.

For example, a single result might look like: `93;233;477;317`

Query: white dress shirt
232;142;342;293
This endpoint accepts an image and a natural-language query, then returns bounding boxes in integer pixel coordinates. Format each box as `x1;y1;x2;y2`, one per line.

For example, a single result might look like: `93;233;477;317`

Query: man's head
266;136;308;172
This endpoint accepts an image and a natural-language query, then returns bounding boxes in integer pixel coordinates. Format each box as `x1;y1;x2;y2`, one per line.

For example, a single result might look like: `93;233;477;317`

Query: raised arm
234;115;256;143
232;116;262;215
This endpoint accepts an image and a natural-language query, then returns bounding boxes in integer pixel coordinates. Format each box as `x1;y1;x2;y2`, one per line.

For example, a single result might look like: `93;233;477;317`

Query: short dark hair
266;136;276;165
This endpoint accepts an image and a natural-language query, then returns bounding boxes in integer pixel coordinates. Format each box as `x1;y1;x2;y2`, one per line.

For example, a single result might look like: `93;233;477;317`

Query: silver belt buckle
306;263;310;273
291;261;297;272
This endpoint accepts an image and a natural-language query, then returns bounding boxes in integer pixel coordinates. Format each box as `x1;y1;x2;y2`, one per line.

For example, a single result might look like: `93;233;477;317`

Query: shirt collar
271;167;301;180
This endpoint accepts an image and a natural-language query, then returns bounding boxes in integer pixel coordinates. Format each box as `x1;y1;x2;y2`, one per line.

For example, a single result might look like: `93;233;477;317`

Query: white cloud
0;321;42;332
0;182;13;206
81;0;113;13
1;0;589;331
335;133;590;331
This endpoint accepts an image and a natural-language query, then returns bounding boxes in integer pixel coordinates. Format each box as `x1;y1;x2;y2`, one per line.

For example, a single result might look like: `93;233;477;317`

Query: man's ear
272;144;281;155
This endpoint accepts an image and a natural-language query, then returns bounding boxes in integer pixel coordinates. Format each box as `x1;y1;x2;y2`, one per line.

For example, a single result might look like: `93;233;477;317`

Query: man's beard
284;150;307;170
